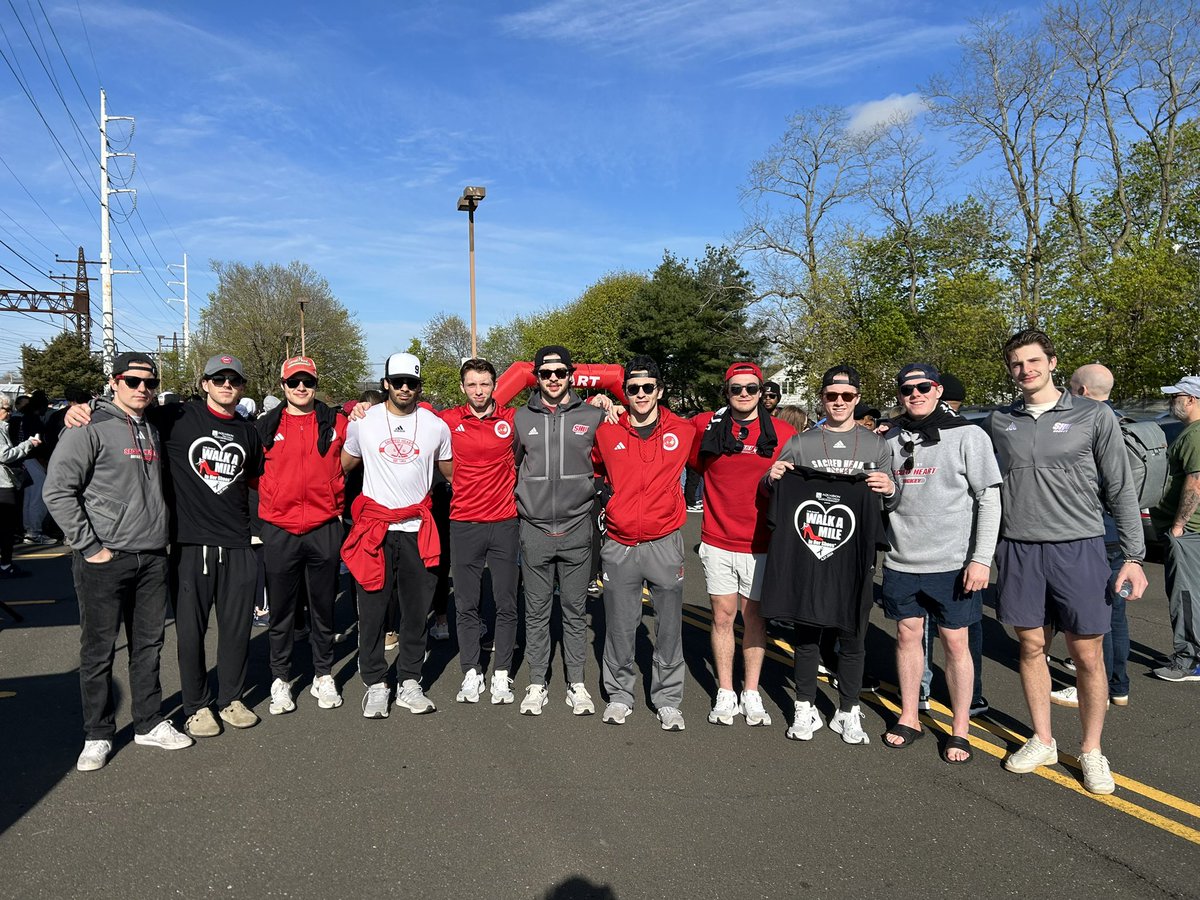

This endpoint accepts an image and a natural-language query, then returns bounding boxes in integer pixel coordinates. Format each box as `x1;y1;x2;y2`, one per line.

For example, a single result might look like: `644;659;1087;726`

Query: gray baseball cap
1161;375;1200;397
203;353;246;378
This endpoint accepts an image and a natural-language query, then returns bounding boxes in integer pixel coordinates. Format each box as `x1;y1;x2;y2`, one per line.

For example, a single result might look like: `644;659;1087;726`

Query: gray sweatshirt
514;390;604;535
43;398;168;557
884;423;1002;572
986;391;1145;559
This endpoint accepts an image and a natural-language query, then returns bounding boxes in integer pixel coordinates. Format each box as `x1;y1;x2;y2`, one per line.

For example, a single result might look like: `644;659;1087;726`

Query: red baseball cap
281;356;318;380
724;361;763;382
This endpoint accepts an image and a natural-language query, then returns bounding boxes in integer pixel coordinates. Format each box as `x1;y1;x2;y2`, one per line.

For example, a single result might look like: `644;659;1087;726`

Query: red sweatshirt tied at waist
341;493;440;591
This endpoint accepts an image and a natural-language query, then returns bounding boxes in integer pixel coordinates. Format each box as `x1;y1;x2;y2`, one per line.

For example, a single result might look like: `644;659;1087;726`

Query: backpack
1119;418;1169;509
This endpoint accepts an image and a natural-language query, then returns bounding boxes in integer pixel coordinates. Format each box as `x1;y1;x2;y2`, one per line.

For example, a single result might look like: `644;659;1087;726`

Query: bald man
1048;364;1130;708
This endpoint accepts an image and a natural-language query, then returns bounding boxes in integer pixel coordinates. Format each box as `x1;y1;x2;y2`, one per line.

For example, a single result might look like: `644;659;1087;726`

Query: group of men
43;331;1200;798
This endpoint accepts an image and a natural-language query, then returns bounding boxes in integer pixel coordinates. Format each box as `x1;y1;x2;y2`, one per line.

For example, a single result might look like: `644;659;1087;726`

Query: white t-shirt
344;404;452;531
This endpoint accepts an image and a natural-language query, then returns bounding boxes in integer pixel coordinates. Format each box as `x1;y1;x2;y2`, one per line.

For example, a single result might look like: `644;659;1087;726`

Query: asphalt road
1;517;1198;900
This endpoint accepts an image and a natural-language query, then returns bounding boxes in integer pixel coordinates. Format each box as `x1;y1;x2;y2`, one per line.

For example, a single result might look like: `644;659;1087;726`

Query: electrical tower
99;89;138;376
0;247;95;343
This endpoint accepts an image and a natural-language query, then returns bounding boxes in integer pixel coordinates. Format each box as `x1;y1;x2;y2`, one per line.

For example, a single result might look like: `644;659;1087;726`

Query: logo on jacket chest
794;498;856;561
494;420;512;439
662;432;679;451
188;436;247;495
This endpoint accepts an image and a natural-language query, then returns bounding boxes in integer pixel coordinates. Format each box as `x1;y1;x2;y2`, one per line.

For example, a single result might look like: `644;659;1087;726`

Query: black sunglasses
901;439;916;471
728;383;761;396
624;382;658;396
283;376;317;389
387;376;421;390
900;381;936;397
117;375;160;390
762;392;780;398
538;367;570;381
207;374;245;388
823;391;858;403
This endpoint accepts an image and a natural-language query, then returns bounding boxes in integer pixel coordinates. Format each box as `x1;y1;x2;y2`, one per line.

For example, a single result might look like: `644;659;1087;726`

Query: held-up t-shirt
344;404;452;532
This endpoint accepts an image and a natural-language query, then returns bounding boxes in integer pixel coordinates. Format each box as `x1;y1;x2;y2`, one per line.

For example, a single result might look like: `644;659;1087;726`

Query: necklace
384;403;419;455
819;422;860;473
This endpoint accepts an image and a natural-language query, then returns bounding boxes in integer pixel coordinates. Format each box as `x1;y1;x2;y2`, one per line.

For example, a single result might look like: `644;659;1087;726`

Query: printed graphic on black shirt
795;490;856;561
188;432;247;494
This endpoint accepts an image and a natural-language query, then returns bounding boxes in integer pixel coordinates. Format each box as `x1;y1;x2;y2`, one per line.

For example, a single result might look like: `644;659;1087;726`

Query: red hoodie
257;409;347;535
593;408;694;546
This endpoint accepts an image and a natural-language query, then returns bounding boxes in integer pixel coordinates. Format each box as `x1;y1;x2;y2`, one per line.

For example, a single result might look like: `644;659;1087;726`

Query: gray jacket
986;391;1145;559
514;390;604;534
43;398;169;557
0;425;36;490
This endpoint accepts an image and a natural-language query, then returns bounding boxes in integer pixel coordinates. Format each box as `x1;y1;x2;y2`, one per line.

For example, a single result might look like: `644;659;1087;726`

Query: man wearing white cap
257;356;349;714
1150;375;1200;682
341;352;452;718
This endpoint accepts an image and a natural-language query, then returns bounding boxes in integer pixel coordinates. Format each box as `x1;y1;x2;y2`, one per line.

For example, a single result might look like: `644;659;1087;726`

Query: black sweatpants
793;619;868;713
0;486;17;565
261;518;341;680
356;530;436;686
172;543;257;714
450;518;519;673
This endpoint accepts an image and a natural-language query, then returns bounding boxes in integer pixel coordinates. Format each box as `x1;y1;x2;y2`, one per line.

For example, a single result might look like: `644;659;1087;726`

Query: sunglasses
823;391;858;403
900;381;936;397
762;392;780;398
728;383;760;396
284;376;317;389
116;375;160;390
387;376;421;390
736;425;750;441
901;439;916;471
537;367;570;381
624;382;658;396
207;374;245;388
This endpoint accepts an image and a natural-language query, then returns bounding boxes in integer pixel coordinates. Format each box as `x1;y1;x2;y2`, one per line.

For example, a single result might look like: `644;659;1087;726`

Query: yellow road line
677;601;1200;844
13;551;69;559
0;690;15;699
3;599;57;606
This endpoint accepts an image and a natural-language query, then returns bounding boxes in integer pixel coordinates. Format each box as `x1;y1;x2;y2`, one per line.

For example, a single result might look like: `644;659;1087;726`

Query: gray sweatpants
1164;531;1200;669
520;518;592;686
600;530;685;710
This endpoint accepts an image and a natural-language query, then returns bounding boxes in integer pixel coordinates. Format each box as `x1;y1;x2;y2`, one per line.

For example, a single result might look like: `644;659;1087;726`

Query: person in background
0;396;39;576
762;381;782;417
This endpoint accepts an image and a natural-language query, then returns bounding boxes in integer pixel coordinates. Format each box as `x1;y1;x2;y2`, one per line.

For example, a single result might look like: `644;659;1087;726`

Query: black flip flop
883;723;924;749
942;735;973;765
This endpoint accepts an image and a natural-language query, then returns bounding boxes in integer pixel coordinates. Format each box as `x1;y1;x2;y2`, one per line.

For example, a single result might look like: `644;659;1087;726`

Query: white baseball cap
385;352;421;379
1161;375;1200;397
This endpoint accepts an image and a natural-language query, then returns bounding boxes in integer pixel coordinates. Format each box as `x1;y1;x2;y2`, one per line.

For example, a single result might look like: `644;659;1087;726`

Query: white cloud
846;92;929;133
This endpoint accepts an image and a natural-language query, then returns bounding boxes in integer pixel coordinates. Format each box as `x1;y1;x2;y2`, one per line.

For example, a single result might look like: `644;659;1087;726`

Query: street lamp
457;185;486;358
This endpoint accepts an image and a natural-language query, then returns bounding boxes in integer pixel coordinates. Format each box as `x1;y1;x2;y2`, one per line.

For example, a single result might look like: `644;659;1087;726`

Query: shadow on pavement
544;876;617;899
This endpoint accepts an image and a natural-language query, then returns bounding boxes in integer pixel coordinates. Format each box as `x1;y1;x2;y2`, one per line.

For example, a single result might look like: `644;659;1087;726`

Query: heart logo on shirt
188;436;247;495
794;499;856;561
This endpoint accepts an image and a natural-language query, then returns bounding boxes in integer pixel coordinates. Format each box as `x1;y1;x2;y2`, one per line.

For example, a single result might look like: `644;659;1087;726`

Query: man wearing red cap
256;356;349;715
689;361;796;727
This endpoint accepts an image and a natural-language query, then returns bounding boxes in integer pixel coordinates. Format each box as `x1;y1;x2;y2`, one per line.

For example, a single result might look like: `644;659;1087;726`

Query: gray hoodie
514;389;604;534
986;391;1145;559
43;398;168;557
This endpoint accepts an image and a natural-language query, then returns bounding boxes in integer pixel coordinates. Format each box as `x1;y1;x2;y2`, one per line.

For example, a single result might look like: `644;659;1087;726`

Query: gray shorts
995;537;1112;635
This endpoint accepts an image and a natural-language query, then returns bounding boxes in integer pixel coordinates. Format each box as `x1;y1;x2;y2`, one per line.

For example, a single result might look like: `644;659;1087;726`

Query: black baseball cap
763;381;781;395
112;351;157;378
896;363;940;386
821;364;861;390
939;372;965;403
535;345;573;370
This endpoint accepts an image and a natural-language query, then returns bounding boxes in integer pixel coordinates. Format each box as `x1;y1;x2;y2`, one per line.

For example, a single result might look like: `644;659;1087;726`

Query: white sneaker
786;701;823;741
1050;686;1108;709
740;689;772;726
457;669;486;703
1080;748;1116;794
1004;735;1058;773
707;688;741;726
565;682;595;716
310;675;343;709
520;684;548;716
602;701;631;724
361;682;390;719
395;679;436;714
76;739;112;771
134;720;193;751
490;670;514;705
657;707;685;731
269;677;296;715
830;705;870;745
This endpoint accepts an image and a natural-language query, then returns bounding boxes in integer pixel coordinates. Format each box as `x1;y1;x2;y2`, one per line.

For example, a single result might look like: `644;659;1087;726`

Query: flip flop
883;723;924;749
942;735;973;765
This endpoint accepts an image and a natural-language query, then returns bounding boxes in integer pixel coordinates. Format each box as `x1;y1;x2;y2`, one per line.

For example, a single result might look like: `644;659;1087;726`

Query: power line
35;0;98;127
72;0;99;88
0;150;79;243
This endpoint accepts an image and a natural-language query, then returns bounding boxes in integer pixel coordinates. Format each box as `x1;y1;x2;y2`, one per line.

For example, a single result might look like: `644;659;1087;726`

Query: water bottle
1118;581;1133;598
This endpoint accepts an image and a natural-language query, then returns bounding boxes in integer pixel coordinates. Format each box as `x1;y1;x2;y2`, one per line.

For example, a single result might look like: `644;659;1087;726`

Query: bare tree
924;14;1075;325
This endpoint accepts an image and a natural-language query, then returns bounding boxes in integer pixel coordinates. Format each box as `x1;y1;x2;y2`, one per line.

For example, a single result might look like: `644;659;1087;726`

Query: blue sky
0;0;1036;379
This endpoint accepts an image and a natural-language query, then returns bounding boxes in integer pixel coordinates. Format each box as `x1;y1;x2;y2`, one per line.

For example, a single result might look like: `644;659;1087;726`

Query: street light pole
457;186;486;359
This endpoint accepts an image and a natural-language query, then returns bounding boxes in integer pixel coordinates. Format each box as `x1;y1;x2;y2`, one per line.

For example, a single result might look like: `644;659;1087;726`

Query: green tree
20;332;104;396
193;261;369;402
623;247;765;410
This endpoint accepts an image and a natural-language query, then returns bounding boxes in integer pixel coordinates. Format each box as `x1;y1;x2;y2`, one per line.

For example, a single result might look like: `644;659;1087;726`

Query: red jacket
438;404;517;522
257;408;347;534
341;494;440;591
593;409;694;545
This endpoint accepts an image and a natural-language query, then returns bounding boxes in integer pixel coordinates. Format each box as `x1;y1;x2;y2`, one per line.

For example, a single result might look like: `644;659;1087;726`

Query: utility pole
168;252;189;359
99;89;138;375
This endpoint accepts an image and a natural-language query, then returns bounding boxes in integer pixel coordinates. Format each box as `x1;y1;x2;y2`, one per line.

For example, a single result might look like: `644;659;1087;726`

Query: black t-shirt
759;467;886;632
153;401;264;547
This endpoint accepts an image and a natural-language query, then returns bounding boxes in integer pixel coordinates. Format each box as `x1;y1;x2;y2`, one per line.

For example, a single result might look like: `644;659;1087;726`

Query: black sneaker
969;696;990;716
252;607;270;628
